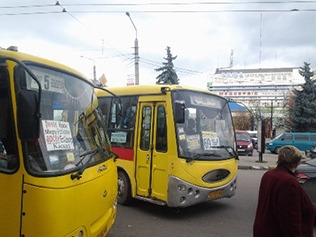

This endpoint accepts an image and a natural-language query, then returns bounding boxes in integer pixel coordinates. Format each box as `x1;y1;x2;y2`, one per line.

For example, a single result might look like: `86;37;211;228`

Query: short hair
277;145;303;169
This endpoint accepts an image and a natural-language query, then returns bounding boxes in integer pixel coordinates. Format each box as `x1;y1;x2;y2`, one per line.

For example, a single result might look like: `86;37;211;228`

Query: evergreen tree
155;46;179;85
288;62;316;132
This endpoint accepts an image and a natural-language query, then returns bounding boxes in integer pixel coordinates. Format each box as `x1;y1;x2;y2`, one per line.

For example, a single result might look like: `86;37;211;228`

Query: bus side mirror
174;102;185;124
17;89;41;140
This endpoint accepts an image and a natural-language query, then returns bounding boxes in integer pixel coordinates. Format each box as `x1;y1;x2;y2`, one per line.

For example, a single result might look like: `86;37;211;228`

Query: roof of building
215;67;299;74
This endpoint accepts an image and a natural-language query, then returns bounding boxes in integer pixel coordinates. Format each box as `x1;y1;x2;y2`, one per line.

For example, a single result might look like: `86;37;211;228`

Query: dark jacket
253;165;315;237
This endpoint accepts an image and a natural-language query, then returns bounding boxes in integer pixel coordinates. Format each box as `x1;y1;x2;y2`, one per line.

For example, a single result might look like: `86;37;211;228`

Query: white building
207;67;309;134
208;67;304;109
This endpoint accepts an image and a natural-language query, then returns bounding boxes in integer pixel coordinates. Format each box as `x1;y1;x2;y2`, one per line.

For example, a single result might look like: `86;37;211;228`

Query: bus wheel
118;170;132;205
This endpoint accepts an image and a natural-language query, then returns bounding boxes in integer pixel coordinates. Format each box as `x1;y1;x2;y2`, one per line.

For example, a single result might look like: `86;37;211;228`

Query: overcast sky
1;1;316;88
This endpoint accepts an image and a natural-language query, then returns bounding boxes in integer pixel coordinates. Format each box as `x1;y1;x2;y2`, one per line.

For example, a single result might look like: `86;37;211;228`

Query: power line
140;57;205;77
2;0;316;15
1;1;310;78
2;1;316;9
2;9;316;16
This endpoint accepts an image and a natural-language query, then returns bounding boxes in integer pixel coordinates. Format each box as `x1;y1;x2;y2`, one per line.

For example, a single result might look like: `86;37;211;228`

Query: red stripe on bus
112;147;134;161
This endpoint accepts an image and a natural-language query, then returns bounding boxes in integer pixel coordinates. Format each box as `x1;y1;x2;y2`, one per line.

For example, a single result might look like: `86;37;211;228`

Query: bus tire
118;170;132;205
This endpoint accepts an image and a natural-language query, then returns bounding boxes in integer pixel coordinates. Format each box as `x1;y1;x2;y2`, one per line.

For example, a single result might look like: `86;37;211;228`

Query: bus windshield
21;65;112;176
173;90;236;161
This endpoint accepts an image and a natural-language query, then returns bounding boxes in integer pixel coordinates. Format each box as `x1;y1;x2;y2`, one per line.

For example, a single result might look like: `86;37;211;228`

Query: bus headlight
178;184;187;191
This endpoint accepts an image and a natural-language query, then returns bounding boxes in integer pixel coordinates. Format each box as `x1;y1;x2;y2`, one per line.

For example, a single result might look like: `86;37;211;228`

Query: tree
288;62;316;132
155;46;179;85
231;112;252;130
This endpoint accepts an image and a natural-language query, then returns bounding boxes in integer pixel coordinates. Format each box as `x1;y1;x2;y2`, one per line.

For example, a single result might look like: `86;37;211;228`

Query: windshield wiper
186;152;221;163
70;148;99;180
185;146;238;163
212;145;239;159
186;154;200;163
99;144;119;161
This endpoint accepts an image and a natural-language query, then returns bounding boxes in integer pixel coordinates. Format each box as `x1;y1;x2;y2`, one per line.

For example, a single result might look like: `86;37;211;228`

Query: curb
238;165;275;170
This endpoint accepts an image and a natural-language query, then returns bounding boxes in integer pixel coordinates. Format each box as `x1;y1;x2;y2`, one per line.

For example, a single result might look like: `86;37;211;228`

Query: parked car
247;130;258;149
295;159;316;214
266;132;316;154
235;130;253;156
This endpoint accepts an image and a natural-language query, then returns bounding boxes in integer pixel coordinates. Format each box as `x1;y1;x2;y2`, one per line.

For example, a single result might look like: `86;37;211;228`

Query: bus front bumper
167;175;237;208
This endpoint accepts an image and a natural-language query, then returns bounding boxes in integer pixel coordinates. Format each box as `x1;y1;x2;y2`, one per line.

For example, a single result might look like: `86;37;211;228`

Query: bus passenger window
156;105;167;152
122;106;135;129
0;69;18;171
0;136;18;170
140;106;151;150
99;99;111;128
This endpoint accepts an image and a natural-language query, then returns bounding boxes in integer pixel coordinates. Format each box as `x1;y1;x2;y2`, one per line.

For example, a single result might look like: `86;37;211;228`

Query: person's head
277;145;303;170
188;118;195;128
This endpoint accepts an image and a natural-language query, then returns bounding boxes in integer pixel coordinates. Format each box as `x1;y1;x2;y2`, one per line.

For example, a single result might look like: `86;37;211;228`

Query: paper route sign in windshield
42;120;74;151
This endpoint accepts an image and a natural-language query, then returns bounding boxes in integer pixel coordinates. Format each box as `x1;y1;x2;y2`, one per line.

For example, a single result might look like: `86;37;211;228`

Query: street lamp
126;12;139;85
81;56;97;85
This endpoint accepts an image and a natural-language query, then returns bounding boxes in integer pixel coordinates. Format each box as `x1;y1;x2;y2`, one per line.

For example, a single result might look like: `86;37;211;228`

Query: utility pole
126;12;139;85
81;56;97;85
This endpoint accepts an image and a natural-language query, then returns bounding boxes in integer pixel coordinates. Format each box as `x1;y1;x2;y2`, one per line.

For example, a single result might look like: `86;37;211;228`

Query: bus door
0;66;22;236
136;102;168;201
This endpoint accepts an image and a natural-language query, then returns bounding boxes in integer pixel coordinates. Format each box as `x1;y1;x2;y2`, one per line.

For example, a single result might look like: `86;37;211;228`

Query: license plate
237;149;245;151
208;190;223;199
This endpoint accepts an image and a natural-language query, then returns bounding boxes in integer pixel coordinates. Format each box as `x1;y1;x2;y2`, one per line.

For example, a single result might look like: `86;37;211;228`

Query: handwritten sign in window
42;120;74;151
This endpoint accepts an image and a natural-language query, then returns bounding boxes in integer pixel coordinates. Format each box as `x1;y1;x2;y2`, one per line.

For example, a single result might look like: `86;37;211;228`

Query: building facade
208;67;306;135
208;67;304;108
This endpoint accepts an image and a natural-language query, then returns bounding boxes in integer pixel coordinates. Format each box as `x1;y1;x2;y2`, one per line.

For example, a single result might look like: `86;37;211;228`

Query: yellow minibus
0;47;117;236
96;85;238;208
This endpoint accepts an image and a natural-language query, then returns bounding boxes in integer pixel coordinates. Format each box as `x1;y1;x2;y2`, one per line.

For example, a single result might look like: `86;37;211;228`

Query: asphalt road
107;169;316;237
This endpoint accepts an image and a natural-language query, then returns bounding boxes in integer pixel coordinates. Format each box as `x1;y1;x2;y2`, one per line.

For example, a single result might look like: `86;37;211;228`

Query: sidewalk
238;150;311;170
238;151;277;170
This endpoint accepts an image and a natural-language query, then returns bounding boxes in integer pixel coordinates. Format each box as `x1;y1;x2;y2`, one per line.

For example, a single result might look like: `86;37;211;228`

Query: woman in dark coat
253;145;315;237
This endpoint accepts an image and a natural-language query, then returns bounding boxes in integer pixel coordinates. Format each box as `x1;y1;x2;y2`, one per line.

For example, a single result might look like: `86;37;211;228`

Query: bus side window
0;68;18;171
121;106;135;129
156;105;167;152
100;96;137;149
119;97;136;129
98;98;111;128
140;106;151;150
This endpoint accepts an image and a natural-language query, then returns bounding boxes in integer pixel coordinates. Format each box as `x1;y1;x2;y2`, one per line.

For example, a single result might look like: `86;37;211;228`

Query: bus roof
96;84;219;97
0;46;89;81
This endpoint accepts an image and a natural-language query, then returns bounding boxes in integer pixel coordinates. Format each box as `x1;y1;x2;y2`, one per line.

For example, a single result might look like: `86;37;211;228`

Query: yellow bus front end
97;85;238;208
0;47;117;236
21;160;117;237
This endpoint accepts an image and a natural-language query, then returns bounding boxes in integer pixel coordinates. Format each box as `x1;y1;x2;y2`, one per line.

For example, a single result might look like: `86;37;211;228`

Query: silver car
296;158;316;208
